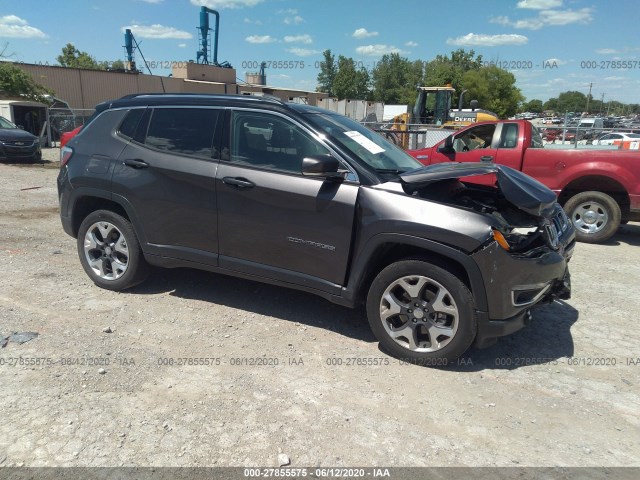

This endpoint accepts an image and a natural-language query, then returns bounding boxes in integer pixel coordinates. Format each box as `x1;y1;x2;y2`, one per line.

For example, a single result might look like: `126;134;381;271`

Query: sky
1;0;640;106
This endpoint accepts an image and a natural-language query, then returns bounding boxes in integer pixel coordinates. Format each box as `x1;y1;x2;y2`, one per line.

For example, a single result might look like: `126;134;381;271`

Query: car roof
94;93;340;117
96;93;305;113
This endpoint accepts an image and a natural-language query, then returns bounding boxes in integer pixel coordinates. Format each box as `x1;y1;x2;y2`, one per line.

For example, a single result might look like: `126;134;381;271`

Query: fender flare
343;233;488;312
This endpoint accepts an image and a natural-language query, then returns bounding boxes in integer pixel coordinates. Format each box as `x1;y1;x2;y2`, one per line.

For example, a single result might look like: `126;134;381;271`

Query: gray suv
58;94;574;363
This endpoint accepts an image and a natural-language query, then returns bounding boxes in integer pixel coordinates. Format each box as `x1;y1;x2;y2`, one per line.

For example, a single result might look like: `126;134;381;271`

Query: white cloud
446;33;528;47
517;0;562;9
405;41;418;47
283;34;312;44
0;15;47;39
595;48;620;55
243;17;262;25
178;43;187;48
352;28;378;39
283;15;304;25
287;47;320;57
139;0;164;4
604;76;626;82
489;16;511;26
245;35;276;44
190;0;263;9
278;8;297;15
545;57;566;65
121;24;192;39
538;8;593;26
355;44;407;56
491;8;593;30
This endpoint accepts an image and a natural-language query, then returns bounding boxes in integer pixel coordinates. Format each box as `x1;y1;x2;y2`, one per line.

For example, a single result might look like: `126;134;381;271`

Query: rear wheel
563;191;621;243
77;210;149;290
366;260;477;364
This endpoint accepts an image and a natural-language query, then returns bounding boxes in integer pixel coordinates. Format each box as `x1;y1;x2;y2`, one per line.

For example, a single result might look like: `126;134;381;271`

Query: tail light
60;146;73;167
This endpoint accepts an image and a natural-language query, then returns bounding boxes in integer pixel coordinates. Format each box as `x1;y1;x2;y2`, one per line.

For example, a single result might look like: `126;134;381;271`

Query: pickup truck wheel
564;191;621;243
366;260;477;363
77;210;149;291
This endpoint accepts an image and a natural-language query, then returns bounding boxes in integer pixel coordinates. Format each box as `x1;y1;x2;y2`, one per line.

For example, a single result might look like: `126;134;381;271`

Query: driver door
215;110;359;291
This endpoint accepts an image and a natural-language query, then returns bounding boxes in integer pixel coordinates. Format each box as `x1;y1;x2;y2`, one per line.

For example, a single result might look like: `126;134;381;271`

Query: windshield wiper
374;168;407;174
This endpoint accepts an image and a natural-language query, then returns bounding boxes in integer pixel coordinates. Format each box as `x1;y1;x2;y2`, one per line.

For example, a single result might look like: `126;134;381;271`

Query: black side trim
343;233;489;312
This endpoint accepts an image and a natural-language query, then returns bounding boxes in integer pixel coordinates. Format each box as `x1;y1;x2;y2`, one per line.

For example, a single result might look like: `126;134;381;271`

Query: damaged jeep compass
58;94;574;363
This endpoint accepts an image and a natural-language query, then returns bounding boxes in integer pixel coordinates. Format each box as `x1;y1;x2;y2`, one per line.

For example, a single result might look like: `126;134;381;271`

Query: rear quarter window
117;109;145;139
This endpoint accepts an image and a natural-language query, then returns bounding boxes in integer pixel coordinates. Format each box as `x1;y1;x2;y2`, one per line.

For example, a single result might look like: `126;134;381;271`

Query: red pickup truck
408;119;640;243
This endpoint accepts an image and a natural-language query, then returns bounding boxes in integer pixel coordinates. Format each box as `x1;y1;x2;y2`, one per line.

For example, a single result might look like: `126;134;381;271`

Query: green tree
544;91;587;113
57;43;105;70
461;66;524;118
371;53;423;104
423;49;483;106
110;59;125;70
523;99;543;113
332;56;371;100
316;49;337;96
0;62;53;102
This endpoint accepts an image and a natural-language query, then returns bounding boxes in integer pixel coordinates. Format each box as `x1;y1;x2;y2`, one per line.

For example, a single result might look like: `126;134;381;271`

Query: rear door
111;106;223;265
215;109;358;290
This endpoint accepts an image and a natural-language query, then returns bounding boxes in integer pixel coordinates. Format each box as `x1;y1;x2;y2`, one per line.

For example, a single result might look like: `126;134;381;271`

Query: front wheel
77;210;149;291
563;191;621;243
366;260;477;364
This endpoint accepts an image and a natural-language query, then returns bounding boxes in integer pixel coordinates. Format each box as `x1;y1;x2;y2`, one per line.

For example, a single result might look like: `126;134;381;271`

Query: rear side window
499;123;519;148
530;125;544;148
118;109;145;139
145;108;221;158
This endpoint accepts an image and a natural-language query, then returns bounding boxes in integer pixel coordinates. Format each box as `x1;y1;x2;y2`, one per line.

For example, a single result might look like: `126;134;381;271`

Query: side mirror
301;155;346;179
438;135;454;153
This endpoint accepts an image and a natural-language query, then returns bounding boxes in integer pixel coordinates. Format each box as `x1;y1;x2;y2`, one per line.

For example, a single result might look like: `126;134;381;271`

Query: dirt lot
1;152;639;468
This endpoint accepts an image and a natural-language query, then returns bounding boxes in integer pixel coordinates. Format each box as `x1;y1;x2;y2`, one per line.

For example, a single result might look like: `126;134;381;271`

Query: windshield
0;116;17;129
305;113;421;173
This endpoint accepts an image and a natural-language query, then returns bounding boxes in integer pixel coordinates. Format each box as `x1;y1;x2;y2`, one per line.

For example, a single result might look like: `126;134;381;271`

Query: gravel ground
1;152;639;468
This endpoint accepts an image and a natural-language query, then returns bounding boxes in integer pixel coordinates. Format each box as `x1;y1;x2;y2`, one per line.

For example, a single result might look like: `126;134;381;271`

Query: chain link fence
48;108;95;145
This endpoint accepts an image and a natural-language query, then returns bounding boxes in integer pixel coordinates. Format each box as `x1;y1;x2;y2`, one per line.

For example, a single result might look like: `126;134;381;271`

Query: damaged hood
399;162;557;217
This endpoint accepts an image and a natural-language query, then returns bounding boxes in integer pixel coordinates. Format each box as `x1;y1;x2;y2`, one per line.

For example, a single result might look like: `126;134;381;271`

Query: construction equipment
387;85;499;149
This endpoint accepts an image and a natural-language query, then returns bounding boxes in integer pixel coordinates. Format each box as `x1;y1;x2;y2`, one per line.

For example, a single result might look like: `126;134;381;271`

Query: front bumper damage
471;238;573;348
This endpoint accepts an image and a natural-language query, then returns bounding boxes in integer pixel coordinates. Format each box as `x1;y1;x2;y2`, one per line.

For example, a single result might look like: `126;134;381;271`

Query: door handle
123;158;149;169
480;155;494;162
222;176;255;189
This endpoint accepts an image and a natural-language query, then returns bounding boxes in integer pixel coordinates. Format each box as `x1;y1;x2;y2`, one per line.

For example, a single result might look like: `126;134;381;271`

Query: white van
578;117;604;129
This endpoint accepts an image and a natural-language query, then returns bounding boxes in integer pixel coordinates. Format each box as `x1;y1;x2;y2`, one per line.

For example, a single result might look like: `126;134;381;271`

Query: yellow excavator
389;85;498;148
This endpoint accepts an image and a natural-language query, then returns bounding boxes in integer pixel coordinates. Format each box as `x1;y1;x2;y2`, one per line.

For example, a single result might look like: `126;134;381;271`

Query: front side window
452;124;496;152
305;113;421;172
145;108;220;158
231;111;330;173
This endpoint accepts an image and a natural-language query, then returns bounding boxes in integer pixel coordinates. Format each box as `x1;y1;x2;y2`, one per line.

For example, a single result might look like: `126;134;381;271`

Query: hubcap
379;275;459;352
83;222;129;280
571;201;608;234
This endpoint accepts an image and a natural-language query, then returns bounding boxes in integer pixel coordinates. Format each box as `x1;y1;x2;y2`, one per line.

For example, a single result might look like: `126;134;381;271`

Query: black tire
366;260;477;364
77;209;149;291
563;191;621;243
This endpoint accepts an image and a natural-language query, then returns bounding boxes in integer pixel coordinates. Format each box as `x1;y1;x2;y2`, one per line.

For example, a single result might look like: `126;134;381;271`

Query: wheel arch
558;175;630;213
344;234;488;312
69;191;147;245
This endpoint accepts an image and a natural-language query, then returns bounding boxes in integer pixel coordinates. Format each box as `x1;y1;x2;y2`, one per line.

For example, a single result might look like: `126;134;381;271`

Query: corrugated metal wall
14;63;325;109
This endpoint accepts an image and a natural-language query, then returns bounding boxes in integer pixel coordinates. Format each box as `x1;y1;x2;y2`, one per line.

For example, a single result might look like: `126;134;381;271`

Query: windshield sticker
344;131;385;154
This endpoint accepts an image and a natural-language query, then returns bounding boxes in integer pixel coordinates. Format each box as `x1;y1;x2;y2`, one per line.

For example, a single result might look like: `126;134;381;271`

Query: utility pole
585;82;593;114
600;93;605;115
